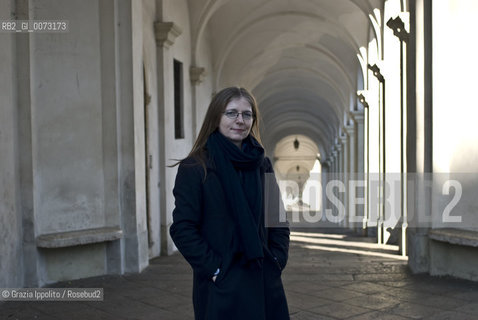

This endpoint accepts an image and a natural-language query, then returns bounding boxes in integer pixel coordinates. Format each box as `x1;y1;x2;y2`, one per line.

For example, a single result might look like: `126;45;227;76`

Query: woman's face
218;97;253;148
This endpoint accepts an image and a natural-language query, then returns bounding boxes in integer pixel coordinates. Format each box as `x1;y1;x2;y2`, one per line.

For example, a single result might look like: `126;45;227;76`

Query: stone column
321;160;330;216
345;125;356;174
2;0;34;288
332;148;338;181
351;110;366;232
116;0;150;273
324;156;334;221
351;111;365;176
407;0;432;273
340;134;350;229
345;125;357;231
332;144;342;226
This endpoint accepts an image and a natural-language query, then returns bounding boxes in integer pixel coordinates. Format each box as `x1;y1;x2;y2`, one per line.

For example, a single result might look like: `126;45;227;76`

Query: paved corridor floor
2;229;478;319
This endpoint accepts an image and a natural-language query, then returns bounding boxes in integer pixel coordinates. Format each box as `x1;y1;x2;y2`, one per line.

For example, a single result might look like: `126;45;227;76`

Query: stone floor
2;228;478;320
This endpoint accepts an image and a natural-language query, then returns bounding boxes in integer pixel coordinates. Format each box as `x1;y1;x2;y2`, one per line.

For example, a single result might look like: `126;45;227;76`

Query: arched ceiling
188;0;384;160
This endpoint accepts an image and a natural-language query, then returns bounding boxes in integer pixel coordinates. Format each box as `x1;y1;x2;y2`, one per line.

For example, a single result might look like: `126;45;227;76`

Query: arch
191;0;383;68
190;0;228;65
214;11;362;88
244;43;355;97
263;121;332;161
255;75;347;119
262;106;337;142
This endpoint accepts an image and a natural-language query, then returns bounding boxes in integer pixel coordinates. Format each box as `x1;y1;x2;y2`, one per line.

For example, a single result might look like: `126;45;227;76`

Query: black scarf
206;130;264;262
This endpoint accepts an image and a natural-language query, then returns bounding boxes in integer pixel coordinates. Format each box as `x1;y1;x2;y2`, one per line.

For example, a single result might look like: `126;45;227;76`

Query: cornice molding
154;22;182;48
190;66;206;84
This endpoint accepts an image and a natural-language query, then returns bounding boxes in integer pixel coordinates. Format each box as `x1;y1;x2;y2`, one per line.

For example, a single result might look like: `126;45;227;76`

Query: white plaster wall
432;0;478;230
30;0;106;235
433;0;478;173
0;2;23;288
43;244;105;282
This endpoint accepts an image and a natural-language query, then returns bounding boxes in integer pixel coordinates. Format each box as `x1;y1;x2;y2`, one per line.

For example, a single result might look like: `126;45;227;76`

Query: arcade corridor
2;1;478;318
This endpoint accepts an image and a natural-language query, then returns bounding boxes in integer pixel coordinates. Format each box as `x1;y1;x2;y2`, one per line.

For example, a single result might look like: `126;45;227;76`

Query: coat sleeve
263;157;290;270
169;160;222;279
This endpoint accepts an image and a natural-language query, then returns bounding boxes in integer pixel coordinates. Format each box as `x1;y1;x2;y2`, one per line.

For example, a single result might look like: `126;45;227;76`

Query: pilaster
345;125;359;231
351;110;366;232
340;134;349;228
344;125;356;174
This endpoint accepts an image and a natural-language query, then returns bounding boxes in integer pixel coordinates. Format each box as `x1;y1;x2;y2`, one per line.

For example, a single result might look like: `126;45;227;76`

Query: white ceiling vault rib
258;95;340;141
214;10;361;87
255;68;349;117
189;0;229;65
251;51;353;100
258;90;341;123
263;108;336;145
188;0;381;162
304;43;356;91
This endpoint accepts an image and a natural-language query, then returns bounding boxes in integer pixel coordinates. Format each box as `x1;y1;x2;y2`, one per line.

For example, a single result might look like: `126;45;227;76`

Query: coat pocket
263;246;283;275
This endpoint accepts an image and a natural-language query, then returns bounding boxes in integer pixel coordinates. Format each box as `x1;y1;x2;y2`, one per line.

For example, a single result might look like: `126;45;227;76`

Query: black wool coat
170;155;290;320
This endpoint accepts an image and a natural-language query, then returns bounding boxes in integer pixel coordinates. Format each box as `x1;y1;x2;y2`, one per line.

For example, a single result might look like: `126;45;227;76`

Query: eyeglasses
223;110;254;121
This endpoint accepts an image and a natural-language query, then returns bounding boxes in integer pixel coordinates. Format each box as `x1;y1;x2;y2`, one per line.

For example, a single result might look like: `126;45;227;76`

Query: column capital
154;22;182;48
351;110;364;123
344;125;355;136
190;66;206;85
340;133;348;144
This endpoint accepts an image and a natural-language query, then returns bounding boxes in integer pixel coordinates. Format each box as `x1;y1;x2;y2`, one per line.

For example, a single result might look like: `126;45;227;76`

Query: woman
170;87;290;320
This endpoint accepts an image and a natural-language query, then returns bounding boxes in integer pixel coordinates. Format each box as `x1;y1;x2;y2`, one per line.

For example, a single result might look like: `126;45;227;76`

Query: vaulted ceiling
189;0;384;167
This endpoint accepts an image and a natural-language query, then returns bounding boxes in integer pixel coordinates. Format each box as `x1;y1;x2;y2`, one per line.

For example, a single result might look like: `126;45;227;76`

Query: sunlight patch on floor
301;244;408;261
291;232;407;261
290;233;400;251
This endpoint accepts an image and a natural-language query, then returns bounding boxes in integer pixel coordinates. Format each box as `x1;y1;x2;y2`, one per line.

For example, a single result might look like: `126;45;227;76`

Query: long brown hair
173;87;262;170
